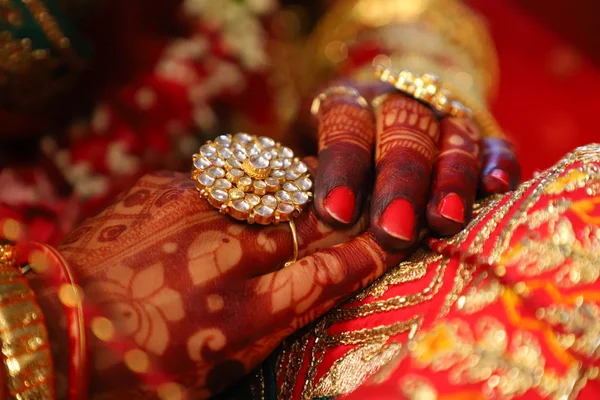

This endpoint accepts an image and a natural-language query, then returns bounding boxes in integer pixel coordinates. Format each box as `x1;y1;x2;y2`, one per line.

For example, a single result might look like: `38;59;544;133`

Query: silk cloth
253;144;600;399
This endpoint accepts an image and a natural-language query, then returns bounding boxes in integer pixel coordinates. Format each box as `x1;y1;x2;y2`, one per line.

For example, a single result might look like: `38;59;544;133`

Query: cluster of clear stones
375;64;472;118
192;133;313;224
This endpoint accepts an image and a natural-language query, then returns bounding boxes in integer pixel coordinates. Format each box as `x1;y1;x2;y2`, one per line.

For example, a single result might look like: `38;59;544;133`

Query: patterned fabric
268;144;600;399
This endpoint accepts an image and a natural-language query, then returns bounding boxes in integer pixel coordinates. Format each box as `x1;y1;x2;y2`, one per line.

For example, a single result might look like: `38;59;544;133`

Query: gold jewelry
311;86;369;116
304;0;499;100
284;219;299;268
375;65;471;118
192;133;313;225
0;245;55;399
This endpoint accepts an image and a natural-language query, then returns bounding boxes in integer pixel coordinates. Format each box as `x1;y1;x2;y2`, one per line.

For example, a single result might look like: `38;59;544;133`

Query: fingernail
324;186;356;224
484;168;510;193
437;193;465;223
380;198;415;241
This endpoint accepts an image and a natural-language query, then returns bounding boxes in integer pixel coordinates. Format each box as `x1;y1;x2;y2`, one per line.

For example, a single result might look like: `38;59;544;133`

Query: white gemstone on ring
193;133;313;224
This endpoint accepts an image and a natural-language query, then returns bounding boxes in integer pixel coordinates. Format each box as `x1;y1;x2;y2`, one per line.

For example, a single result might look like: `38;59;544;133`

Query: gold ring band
311;85;369;116
284;219;299;268
375;64;472;119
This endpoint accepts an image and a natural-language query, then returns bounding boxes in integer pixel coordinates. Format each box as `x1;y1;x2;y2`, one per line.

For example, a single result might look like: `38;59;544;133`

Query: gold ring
284;219;299;268
311;85;369;116
192;134;313;266
375;64;472;119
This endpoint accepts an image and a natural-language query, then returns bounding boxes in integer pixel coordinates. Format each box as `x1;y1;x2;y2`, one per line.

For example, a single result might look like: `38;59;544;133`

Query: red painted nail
484;168;511;193
324;186;356;224
380;198;415;241
437;193;465;224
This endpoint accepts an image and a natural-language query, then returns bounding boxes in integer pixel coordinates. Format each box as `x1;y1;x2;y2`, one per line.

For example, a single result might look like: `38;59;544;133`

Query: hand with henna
29;167;404;399
311;81;521;250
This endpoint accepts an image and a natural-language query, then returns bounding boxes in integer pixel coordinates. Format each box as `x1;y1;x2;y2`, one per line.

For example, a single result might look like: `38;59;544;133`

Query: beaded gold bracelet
0;244;55;399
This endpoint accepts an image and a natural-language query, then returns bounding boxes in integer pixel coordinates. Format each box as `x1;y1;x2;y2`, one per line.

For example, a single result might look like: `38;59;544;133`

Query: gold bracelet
0;245;55;399
304;0;499;100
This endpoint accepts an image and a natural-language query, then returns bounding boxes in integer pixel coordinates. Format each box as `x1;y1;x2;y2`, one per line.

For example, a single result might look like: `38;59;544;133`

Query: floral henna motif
55;169;372;398
317;99;374;153
375;93;439;162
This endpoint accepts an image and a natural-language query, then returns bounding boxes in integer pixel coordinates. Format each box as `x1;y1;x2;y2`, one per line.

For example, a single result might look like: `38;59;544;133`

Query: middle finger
370;92;440;250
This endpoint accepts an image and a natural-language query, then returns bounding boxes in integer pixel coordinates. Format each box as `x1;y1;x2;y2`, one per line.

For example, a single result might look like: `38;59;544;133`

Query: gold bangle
0;245;55;399
311;85;369;116
304;0;499;100
284;219;299;268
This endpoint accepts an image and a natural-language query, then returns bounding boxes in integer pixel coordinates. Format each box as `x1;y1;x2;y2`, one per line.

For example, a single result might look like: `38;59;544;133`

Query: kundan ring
192;133;313;266
375;64;472;119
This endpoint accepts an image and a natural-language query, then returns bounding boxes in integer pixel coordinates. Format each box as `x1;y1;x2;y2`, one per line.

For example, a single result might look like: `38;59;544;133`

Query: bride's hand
312;81;520;250
54;169;402;398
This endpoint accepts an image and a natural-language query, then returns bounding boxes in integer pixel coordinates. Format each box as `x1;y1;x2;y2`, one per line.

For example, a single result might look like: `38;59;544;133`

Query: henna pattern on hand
427;117;483;236
370;93;441;250
57;170;373;398
375;94;439;162
314;93;375;226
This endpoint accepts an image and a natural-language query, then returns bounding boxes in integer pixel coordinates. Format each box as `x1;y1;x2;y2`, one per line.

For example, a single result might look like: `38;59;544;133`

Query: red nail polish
324;186;356;224
484;168;511;193
437;193;465;224
380;198;415;241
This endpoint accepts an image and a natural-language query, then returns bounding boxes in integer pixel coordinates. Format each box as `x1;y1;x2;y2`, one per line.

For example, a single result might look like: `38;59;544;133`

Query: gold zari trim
271;144;600;399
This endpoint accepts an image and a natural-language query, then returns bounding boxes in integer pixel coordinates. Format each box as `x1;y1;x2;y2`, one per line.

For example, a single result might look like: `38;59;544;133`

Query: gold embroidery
312;342;403;397
456;273;503;315
249;368;265;400
354;249;434;301
410;317;578;399
276;145;600;398
334;257;447;321
322;316;422;346
437;193;520;317
400;375;439;400
277;334;310;400
537;301;600;360
491;146;600;265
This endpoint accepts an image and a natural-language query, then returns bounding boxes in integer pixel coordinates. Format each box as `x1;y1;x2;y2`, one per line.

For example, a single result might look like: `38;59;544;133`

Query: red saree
271;144;600;399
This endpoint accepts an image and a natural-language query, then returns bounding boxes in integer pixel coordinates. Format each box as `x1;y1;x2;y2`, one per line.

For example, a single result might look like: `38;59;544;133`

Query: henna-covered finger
250;229;404;338
313;87;375;226
427;117;482;236
201;231;404;395
480;137;521;194
370;93;440;250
